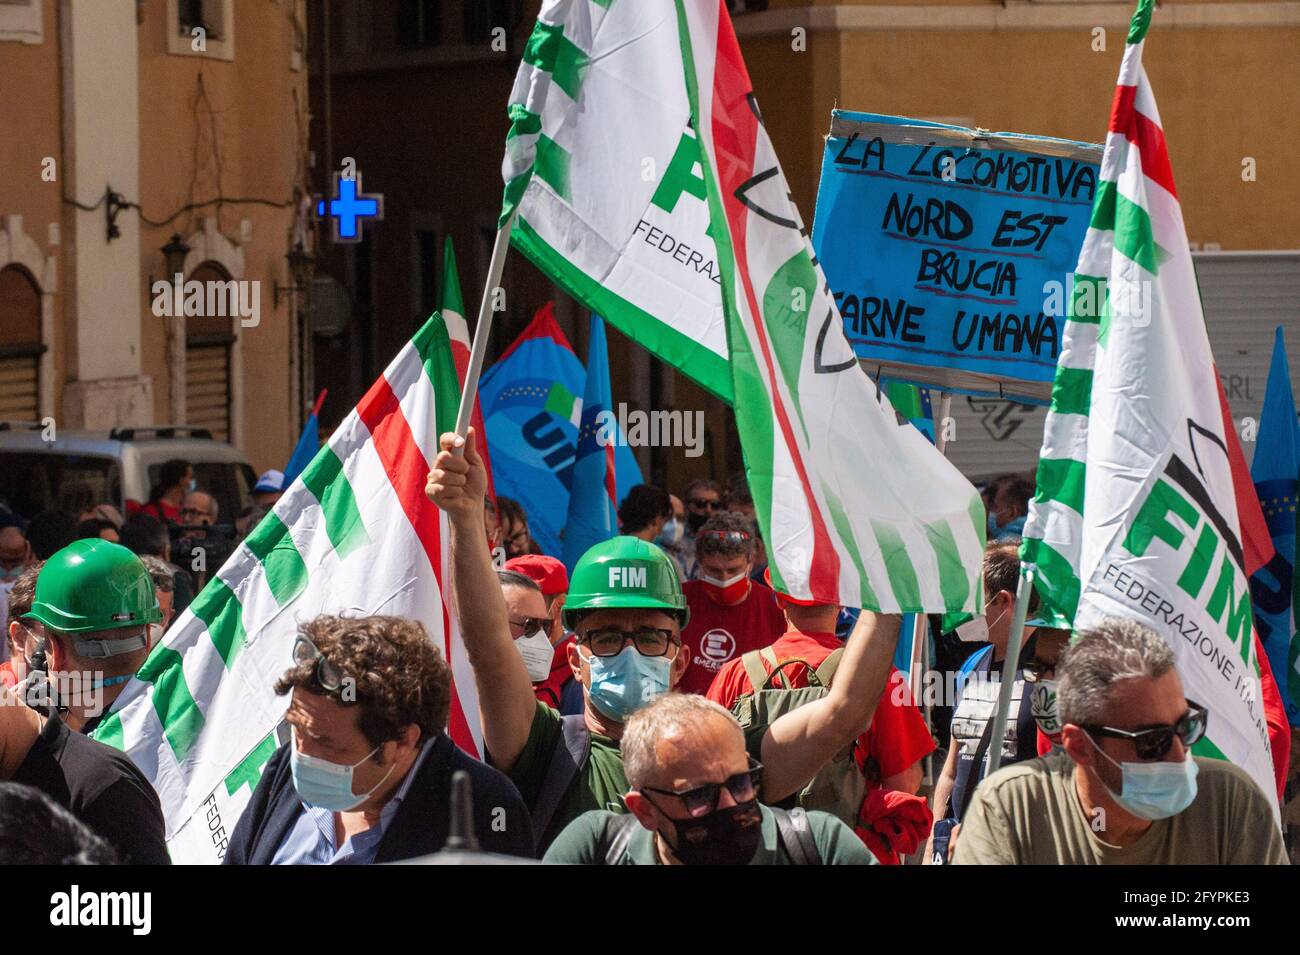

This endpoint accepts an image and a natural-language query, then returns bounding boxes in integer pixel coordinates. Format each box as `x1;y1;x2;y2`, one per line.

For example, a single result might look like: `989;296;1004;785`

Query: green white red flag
94;316;482;862
1019;0;1278;810
674;0;985;612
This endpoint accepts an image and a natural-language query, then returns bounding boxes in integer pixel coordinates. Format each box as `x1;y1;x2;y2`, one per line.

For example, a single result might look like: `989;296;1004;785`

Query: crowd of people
0;434;1291;865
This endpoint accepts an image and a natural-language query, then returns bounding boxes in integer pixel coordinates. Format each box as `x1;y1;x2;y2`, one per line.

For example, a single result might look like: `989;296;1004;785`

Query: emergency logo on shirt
696;628;737;667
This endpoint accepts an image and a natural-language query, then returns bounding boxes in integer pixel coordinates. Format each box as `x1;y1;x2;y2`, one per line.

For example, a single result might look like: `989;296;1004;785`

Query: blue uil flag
480;304;642;558
1249;326;1300;726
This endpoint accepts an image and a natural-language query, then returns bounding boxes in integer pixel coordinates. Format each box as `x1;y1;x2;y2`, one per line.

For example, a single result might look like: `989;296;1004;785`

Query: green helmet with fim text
25;539;162;643
562;536;689;631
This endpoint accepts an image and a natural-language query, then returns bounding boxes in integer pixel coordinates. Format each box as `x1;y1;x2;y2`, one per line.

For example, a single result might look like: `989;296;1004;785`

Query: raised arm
759;611;901;802
426;428;536;772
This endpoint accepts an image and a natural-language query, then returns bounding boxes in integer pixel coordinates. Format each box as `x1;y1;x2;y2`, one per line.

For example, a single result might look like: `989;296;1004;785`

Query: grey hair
622;693;743;790
1057;617;1175;726
138;555;175;593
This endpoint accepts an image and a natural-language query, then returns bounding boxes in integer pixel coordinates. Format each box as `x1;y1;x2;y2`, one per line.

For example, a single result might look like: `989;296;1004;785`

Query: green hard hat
562;536;689;630
25;539;162;635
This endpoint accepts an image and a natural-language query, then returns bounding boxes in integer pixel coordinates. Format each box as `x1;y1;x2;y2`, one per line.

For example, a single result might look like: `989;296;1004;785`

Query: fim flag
677;0;985;613
1250;326;1300;726
502;0;731;401
1019;0;1278;809
93;315;482;863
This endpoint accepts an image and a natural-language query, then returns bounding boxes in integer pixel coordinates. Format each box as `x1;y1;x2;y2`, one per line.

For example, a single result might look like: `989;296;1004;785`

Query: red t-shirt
677;580;786;695
707;629;935;784
126;498;180;523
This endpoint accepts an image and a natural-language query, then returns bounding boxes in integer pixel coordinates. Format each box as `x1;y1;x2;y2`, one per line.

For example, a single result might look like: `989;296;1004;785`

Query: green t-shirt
953;752;1289;865
506;702;630;848
543;805;878;865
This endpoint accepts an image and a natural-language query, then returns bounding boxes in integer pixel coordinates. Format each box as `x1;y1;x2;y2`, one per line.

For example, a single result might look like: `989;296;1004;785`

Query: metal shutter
0;354;38;422
1194;253;1300;468
185;343;230;442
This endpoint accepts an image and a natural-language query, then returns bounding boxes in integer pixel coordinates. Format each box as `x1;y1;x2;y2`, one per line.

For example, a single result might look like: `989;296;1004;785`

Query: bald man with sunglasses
954;618;1287;864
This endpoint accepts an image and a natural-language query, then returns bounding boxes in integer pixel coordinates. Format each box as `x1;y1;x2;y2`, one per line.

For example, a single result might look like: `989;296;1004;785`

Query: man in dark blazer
225;614;533;864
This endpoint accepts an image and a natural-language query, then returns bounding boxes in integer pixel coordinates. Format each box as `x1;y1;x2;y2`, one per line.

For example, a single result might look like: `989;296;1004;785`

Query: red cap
763;566;829;607
504;555;569;597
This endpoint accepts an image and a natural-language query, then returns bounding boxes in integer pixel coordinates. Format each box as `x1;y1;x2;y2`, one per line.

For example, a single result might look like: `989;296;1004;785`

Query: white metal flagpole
453;209;517;444
983;565;1035;776
910;391;951;788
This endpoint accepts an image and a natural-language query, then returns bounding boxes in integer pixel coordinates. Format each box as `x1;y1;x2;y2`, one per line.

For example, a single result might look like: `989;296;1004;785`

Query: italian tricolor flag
95;316;483;862
675;0;985;612
1020;0;1279;811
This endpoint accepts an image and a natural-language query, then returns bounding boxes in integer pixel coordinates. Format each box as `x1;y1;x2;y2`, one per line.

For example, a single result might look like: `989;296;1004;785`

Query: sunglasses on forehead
697;529;751;544
1081;700;1209;761
292;635;351;698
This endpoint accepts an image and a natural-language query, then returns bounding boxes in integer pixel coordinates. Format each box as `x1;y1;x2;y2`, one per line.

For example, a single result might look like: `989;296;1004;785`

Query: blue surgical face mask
586;645;672;721
1087;734;1199;820
290;742;397;812
988;513;1026;540
0;565;22;582
656;518;684;548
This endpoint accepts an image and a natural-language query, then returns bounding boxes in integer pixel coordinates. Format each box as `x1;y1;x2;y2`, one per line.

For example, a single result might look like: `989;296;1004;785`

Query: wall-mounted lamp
148;233;191;289
274;241;314;307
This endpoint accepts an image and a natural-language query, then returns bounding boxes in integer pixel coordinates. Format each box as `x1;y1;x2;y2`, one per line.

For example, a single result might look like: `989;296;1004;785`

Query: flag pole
984;566;1034;776
453;209;517;444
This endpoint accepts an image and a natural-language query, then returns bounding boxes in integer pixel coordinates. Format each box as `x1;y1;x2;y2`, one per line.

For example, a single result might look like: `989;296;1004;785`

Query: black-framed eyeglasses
688;498;720;511
640;758;764;817
1022;657;1057;683
579;626;678;658
292;635;347;696
509;616;551;639
1081;700;1208;761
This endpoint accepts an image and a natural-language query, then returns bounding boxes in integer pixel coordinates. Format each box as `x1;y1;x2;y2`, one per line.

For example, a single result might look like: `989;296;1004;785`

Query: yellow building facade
0;0;310;475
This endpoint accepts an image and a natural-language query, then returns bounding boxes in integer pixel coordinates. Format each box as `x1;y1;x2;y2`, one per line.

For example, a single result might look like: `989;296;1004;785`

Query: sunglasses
292;635;349;696
1081;700;1208;761
697;529;751;544
641;759;764;816
688;498;720;511
509;616;551;639
580;626;678;658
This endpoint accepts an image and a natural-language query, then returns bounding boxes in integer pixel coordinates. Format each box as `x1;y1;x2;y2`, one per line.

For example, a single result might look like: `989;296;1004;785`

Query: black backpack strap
771;807;822;865
956;705;999;822
532;715;591;841
601;813;641;865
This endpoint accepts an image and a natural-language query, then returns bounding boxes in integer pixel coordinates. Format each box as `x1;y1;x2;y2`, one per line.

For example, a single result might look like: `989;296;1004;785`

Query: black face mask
686;510;711;533
662;798;763;865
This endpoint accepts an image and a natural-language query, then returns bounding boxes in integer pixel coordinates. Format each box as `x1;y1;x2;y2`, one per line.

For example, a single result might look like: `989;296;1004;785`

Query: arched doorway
0;264;43;422
185;261;236;441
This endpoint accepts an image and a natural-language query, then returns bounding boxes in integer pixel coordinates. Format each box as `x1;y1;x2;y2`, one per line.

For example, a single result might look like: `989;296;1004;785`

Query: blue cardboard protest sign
812;111;1102;403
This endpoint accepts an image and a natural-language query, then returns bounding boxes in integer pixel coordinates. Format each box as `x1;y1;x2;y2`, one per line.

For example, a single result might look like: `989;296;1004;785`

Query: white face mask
514;630;555;683
956;600;1007;643
656;518;684;547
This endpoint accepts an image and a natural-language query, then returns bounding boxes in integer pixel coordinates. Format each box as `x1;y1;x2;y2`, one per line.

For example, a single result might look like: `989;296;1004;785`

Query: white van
0;423;256;525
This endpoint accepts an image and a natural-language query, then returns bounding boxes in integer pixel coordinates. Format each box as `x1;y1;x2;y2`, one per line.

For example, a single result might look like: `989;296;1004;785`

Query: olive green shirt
505;702;629;849
953;752;1288;865
543;805;877;865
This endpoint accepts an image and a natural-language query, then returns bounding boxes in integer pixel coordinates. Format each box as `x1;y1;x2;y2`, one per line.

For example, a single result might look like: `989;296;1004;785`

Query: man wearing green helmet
427;429;903;851
21;539;163;735
1;538;170;864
